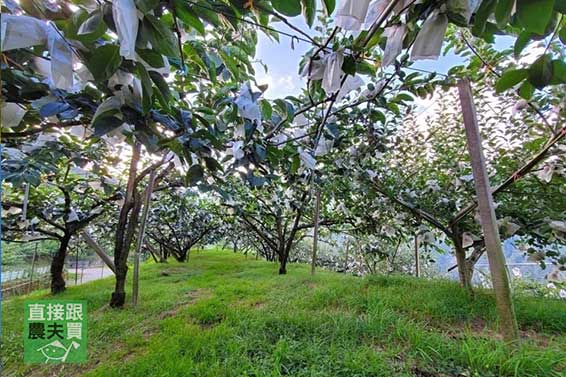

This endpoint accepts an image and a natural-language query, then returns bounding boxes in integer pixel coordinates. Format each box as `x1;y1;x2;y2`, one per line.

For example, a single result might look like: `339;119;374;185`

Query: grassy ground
2;249;565;376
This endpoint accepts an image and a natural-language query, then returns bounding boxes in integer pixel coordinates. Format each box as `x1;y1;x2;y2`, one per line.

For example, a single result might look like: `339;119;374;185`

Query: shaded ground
2;250;565;376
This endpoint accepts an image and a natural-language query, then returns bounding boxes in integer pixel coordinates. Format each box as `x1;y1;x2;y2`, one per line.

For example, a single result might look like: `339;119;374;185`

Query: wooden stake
29;243;38;286
310;189;321;275
75;247;79;286
457;78;518;341
414;234;420;278
81;230;116;273
132;168;157;306
343;238;350;272
22;183;30;219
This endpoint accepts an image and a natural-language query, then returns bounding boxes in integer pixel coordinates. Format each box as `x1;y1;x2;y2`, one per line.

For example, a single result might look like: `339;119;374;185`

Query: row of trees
2;0;565;340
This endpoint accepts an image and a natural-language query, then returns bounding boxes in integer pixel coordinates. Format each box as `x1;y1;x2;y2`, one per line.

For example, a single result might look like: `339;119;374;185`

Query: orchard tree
1;138;120;293
145;189;220;262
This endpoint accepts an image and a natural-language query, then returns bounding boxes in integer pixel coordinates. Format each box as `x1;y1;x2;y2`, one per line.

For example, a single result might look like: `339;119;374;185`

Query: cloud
255;70;300;99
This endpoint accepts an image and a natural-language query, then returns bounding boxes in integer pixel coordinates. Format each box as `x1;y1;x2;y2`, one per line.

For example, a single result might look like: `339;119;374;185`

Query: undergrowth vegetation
2;250;565;376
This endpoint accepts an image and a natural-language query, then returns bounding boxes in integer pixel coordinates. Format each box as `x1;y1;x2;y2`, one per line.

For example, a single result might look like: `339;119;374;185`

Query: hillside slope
2;250;565;376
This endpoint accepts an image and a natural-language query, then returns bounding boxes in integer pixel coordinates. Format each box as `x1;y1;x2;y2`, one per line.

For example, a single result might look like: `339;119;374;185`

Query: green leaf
495;0;514;27
495;68;528;93
204;157;223;172
86;45;122;82
395;93;414;102
549;59;566;85
77;9;105;36
321;0;335;15
356;61;376;76
136;63;154;114
93;116;123;137
260;100;273;120
173;0;205;35
528;54;553;89
518;81;534;100
301;0;316;27
514;31;532;58
342;56;357;75
555;2;566;13
40;102;71;118
472;0;497;37
218;49;240;80
516;0;555;35
149;70;171;110
143;15;180;58
135;0;159;14
560;26;566;44
271;0;302;17
137;49;165;68
186;165;204;185
274;99;294;120
254;145;267;162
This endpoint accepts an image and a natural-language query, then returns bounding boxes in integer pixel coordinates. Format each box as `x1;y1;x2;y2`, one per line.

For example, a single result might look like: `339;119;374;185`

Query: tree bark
278;256;287;275
111;142;141;308
451;229;472;292
50;234;70;294
110;264;128;308
132;168;157;306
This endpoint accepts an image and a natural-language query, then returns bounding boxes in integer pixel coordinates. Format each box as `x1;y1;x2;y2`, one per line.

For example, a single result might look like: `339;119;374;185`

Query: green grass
2;249;565;376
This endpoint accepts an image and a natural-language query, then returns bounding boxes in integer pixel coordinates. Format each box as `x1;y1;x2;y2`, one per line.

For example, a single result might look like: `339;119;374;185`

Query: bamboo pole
132;169;157;306
458;78;519;341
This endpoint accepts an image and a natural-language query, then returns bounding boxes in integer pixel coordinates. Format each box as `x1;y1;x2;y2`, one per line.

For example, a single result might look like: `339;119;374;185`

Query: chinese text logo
24;300;87;363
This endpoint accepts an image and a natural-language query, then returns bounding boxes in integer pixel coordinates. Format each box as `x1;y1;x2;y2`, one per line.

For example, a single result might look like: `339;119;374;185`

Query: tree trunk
132;168;157;307
278;257;287;275
278;243;289;275
50;234;70;294
110;142;141;308
453;234;472;292
463;260;475;287
175;247;189;262
110;264;128;308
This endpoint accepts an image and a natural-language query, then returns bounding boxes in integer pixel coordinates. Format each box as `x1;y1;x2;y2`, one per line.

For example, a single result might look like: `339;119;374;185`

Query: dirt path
67;266;114;285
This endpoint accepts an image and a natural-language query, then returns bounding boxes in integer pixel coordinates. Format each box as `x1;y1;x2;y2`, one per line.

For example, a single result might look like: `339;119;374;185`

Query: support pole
22;183;30;219
457;78;518;341
74;246;79;286
343;238;350;272
29;243;38;287
414;234;420;278
81;230;116;273
132;169;157;306
310;189;321;275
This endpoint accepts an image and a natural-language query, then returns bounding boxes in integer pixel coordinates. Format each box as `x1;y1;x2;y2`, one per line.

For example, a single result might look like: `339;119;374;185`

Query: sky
252;12;469;100
252;9;515;121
